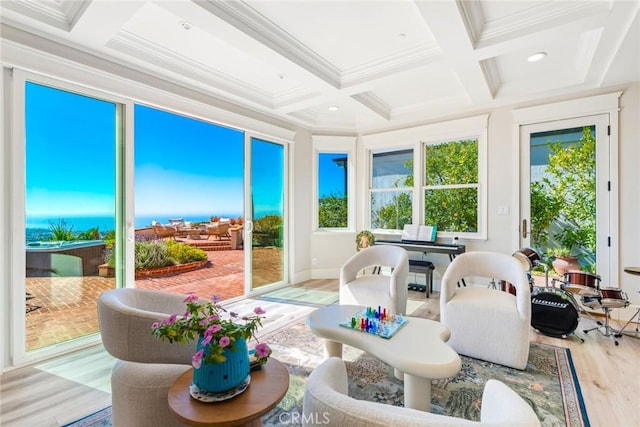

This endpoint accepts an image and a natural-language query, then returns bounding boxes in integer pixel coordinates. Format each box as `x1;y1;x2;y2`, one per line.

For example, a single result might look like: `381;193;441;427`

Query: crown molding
107;30;275;109
478;1;609;45
351;92;391;120
340;43;441;88
196;0;342;88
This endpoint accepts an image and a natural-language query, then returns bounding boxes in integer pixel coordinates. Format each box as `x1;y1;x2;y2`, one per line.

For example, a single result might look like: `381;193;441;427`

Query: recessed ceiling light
179;21;192;31
397;33;407;39
328;106;340;111
527;52;547;62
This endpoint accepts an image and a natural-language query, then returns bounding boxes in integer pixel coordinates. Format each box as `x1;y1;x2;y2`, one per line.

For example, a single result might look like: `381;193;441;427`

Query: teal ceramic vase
192;336;250;393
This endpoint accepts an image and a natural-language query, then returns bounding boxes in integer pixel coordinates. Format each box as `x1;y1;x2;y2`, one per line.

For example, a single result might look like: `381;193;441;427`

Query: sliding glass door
19;79;119;360
249;137;286;291
132;104;245;300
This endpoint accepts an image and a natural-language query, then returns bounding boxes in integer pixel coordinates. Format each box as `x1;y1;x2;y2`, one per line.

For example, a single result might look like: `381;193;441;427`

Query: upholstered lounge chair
97;288;195;427
302;357;541;427
339;245;409;315
440;251;532;370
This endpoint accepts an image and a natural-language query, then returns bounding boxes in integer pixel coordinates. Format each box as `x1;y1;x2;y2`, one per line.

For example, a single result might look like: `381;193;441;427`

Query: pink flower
219;336;230;347
211;295;221;303
255;342;271;359
254;307;266;315
201;335;212;346
192;349;204;369
183;293;199;303
166;313;178;324
205;324;222;336
151;321;160;329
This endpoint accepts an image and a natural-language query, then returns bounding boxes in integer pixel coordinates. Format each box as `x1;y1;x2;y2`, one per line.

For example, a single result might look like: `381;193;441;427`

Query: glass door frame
513;92;621;288
519;115;610;281
9;69;127;366
243;133;289;295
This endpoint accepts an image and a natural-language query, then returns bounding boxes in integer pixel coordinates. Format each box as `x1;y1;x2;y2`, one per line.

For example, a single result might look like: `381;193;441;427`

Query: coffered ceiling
1;0;638;134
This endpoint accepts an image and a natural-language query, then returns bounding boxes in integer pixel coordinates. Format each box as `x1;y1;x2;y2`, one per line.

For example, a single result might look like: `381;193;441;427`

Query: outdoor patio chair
205;222;230;240
152;224;178;240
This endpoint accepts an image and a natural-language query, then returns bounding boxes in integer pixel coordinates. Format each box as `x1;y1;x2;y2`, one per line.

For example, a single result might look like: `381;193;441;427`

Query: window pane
371;190;413;229
25;82;117;351
372;149;413;189
252;138;285;289
425;139;477;185
133;104;245;300
425;188;478;232
318;153;348;228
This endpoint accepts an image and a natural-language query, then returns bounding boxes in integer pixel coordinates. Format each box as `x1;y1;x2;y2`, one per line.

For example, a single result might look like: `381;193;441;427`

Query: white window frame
312;136;356;232
362;115;488;239
8;69;129;366
422;135;483;239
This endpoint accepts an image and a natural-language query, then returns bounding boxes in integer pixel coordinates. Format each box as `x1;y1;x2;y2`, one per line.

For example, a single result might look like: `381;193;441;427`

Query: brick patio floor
24;246;281;351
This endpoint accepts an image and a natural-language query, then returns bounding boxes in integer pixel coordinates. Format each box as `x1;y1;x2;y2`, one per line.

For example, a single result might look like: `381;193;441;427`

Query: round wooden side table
168;358;289;427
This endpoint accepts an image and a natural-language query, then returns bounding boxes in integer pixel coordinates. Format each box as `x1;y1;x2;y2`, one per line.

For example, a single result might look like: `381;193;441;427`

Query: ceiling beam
415;1;494;104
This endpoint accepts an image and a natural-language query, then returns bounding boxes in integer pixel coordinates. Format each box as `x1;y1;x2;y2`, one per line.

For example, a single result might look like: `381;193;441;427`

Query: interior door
519;114;612;285
247;137;287;292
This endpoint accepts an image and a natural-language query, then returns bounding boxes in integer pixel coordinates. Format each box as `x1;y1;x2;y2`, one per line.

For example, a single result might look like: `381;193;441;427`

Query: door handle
522;219;528;239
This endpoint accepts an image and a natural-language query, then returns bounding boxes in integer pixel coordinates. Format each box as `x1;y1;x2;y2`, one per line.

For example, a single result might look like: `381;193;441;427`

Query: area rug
65;320;589;427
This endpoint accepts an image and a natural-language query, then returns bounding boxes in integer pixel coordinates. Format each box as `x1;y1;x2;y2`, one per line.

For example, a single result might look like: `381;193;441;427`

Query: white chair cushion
339;275;396;313
442;287;530;369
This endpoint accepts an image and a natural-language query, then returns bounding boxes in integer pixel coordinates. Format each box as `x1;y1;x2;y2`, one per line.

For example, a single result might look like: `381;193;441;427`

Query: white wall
616;83;640;317
305;83;640;314
290;127;313;284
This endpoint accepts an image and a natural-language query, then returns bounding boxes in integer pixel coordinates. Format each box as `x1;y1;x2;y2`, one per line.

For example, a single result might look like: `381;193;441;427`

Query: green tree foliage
424;140;478;232
530;181;563;246
531;127;596;267
254;214;283;247
373;140;478;232
372;191;412;229
318;194;348;228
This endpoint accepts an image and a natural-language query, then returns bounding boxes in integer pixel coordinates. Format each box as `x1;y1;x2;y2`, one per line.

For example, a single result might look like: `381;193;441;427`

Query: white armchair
440;251;531;370
339;245;409;315
302;357;540;427
97;288;195;427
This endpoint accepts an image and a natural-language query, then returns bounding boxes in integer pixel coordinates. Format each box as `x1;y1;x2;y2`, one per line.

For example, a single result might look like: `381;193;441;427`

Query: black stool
408;260;435;298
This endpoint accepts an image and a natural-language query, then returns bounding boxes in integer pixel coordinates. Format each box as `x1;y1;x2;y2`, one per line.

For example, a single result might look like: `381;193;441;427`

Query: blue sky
134;104;244;218
318;152;347;197
25;82;116;217
25;82;284;228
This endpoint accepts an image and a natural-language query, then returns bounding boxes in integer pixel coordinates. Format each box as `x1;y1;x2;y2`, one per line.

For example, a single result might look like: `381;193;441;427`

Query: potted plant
547;247;580;276
151;294;271;395
355;230;375;251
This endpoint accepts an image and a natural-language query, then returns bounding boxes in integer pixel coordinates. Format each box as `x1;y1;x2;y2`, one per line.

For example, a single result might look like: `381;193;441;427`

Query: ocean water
25;211;268;233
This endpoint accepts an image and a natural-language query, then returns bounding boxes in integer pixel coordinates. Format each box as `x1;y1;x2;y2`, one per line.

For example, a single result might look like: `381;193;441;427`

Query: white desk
306;304;461;412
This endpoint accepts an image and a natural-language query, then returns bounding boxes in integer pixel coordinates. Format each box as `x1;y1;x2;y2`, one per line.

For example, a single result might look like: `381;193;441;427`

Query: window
317;152;348;228
313;136;356;231
370;149;413;230
362;115;487;238
424;138;479;233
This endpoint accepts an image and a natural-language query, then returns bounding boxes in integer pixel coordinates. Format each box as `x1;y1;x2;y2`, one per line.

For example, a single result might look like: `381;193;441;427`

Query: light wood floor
1;279;639;426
